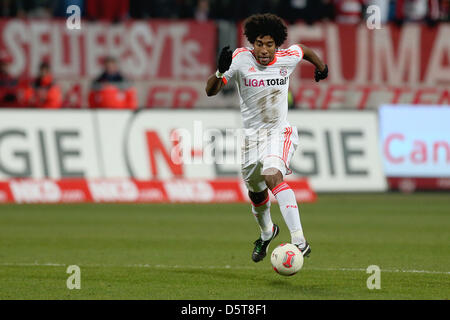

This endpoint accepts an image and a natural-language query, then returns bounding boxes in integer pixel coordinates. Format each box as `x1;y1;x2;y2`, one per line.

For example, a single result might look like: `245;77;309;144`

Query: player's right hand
218;46;232;73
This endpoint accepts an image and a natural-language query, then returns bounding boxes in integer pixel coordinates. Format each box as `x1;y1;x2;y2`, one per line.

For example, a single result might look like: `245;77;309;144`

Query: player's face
253;35;276;65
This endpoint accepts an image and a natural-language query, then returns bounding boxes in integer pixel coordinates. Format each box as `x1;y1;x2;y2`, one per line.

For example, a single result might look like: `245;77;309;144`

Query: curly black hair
244;13;288;47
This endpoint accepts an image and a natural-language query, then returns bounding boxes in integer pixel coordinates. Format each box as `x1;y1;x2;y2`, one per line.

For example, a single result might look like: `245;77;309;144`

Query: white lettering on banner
213;190;239;202
248;23;450;86
88;180;139;202
163;181;214;202
85;23;107;78
126;23;153;78
60;190;86;202
66;5;81;30
137;188;165;202
30;22;52;78
169;24;209;78
51;27;81;78
373;25;420;85
10;180;61;203
424;24;450;85
3;21;28;76
366;5;381;30
1;20;213;79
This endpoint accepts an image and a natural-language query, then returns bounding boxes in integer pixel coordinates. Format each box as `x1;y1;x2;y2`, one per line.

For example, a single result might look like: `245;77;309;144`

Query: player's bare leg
249;189;279;262
263;168;311;257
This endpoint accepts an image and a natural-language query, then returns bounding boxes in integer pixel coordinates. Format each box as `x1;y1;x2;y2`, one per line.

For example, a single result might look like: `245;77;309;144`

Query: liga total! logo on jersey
243;77;288;87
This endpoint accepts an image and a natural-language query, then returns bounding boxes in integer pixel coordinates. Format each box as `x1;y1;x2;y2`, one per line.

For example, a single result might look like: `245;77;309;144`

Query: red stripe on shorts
282;127;292;162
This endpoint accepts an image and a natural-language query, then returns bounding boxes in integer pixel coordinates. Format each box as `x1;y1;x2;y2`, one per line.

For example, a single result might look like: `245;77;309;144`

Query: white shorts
241;126;299;193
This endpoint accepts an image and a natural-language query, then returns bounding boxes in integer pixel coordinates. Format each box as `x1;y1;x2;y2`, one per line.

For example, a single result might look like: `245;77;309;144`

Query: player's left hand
315;64;328;82
218;46;233;73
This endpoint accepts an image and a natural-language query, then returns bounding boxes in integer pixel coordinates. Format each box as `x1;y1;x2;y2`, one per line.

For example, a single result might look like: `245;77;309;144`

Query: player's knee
263;171;283;190
248;189;268;205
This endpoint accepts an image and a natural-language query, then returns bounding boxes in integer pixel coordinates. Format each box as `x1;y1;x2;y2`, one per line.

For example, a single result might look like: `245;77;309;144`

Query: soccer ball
271;243;304;276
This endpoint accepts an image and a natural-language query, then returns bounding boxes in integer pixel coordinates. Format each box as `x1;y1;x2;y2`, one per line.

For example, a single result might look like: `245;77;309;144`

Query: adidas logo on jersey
248;66;256;72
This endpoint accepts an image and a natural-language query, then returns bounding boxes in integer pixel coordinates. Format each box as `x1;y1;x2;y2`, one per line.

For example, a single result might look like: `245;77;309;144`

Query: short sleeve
288;44;304;63
222;59;236;85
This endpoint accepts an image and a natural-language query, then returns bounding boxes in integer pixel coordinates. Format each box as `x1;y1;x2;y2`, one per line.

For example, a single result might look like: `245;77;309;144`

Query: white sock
251;196;274;241
272;182;306;246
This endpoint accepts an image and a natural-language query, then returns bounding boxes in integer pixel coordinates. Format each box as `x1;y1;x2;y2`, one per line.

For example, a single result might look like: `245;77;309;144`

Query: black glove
425;17;438;28
218;46;232;73
315;64;328;82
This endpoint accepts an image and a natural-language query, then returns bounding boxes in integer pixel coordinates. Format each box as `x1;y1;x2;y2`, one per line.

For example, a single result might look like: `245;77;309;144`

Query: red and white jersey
222;45;304;133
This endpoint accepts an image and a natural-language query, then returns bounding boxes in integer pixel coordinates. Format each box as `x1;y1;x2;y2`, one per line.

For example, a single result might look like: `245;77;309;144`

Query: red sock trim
272;182;290;196
251;196;270;208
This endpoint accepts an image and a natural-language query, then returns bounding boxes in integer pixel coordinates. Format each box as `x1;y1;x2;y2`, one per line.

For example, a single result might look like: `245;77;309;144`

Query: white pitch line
0;262;449;275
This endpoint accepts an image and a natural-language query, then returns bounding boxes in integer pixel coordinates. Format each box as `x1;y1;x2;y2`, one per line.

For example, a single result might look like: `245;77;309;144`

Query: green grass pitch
0;193;449;300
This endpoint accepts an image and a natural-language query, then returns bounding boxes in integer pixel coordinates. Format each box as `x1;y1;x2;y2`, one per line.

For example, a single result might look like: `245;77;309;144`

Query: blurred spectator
16;0;57;18
394;0;440;24
53;0;84;18
0;0;20;17
209;0;236;20
195;0;210;21
0;56;34;108
129;0;153;18
86;0;128;22
89;56;137;109
31;61;63;108
441;0;450;21
209;0;274;22
0;0;447;24
333;0;364;24
305;0;335;23
95;56;125;83
0;57;18;107
277;0;335;24
177;0;196;19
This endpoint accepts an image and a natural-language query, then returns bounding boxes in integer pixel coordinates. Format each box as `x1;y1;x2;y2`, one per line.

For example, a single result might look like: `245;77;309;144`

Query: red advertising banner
388;177;450;192
237;23;450;109
0;179;316;204
0;19;216;80
1;20;448;109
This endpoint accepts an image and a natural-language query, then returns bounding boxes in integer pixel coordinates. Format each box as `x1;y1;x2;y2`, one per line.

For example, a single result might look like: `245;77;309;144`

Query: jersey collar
251;50;277;66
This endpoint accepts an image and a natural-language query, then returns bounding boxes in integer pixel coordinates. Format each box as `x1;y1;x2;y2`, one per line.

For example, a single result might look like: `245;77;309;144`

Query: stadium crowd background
0;0;449;109
0;0;449;23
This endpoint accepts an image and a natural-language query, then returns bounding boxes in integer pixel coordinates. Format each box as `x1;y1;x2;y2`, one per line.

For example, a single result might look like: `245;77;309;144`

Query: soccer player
205;13;328;262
